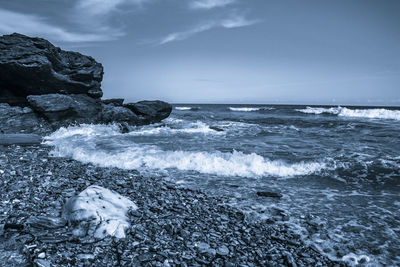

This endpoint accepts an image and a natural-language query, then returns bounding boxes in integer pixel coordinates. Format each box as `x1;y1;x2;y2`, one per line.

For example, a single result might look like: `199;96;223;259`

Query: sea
44;104;400;266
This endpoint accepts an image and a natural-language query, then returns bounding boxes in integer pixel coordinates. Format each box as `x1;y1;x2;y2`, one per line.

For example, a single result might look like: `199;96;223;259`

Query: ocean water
44;104;400;266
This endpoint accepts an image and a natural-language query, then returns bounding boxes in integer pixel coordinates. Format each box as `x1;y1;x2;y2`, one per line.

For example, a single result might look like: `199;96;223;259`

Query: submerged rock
63;185;137;239
257;191;283;198
0;33;103;105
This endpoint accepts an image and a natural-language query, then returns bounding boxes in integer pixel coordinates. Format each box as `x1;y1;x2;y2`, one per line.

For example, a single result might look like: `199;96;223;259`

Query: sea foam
44;125;326;177
229;107;274;112
128;121;223;135
296;106;400;120
175;107;199;111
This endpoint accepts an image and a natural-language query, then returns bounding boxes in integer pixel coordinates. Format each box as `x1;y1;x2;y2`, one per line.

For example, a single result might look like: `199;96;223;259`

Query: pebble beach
0;143;343;266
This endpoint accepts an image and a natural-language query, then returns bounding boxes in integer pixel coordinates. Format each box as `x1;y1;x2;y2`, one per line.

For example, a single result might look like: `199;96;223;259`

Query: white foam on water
341;253;370;266
296;106;400;120
229;107;274;112
44;125;327;178
175;107;192;111
128;121;223;136
43;124;122;140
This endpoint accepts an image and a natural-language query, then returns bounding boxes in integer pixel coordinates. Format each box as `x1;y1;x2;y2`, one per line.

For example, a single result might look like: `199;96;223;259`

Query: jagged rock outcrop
100;104;140;124
124;100;172;123
0;33;103;105
0;103;49;133
0;33;172;134
27;94;101;123
102;98;124;106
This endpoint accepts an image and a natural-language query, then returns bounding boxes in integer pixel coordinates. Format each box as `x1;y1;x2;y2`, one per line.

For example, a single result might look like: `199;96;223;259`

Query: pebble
38;252;46;259
217;245;229;256
34;259;51;267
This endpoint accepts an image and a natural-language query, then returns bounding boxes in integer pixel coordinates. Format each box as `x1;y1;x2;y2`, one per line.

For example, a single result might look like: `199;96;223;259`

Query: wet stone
217;245;229;256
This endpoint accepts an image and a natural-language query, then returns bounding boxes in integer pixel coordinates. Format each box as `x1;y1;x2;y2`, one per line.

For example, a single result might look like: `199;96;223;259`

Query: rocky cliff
0;33;172;133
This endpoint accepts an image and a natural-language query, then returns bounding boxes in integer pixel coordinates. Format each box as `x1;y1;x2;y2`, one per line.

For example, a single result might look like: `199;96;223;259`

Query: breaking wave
296;106;400;120
44;125;326;177
229;107;274;112
128;121;223;135
175;106;200;111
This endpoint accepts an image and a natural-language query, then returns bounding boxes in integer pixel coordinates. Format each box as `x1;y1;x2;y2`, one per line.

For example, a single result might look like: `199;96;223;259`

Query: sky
0;0;399;105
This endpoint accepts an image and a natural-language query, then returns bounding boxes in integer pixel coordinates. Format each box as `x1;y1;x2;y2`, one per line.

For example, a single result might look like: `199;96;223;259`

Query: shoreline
0;144;344;266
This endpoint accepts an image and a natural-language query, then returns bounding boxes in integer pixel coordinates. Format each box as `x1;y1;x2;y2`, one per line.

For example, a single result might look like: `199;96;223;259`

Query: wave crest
229;107;274;112
44;125;326;177
296;106;400;120
128;121;223;135
175;106;200;111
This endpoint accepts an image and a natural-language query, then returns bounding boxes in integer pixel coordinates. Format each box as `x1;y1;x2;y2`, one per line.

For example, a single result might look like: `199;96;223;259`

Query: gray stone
0;103;47;133
124;100;172;123
102;98;124;106
217;245;229;256
27;94;101;123
100;104;140;124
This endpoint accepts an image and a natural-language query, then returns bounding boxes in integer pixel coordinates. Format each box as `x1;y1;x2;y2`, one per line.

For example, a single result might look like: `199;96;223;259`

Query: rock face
0;33;172;133
102;98;124;106
100;104;140;124
27;94;101;123
63;185;137;239
0;33;103;105
124;100;172;123
0;103;49;133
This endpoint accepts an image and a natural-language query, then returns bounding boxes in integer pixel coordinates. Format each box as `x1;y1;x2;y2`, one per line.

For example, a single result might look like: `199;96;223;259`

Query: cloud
158;14;260;45
0;8;122;42
75;0;147;16
189;0;236;9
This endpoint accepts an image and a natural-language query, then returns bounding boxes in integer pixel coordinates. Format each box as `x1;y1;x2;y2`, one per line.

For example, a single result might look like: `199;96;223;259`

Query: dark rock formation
0;33;103;105
0;33;172;134
102;98;124;106
124;100;172;123
100;104;140;124
0;103;49;133
27;94;101;123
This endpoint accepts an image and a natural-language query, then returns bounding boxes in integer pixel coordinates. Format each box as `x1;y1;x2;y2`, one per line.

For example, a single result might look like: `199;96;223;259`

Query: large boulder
102;98;124;106
27;94;102;124
0;33;103;105
124;100;172;123
0;103;50;133
100;104;140;124
63;185;137;239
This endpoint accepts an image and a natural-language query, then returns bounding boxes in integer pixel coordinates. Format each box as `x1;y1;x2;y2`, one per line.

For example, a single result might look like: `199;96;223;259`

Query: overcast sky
1;0;399;105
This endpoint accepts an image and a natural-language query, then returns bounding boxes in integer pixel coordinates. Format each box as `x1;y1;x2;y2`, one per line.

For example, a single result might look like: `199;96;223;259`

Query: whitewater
44;104;400;266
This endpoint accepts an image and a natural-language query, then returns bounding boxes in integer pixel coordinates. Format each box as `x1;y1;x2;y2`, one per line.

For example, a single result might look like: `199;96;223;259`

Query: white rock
38;252;46;259
63;185;137;239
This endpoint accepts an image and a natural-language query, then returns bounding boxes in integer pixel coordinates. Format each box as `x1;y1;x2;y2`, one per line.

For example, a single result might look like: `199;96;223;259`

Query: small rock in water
256;191;283;198
63;185;137;239
209;126;224;132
